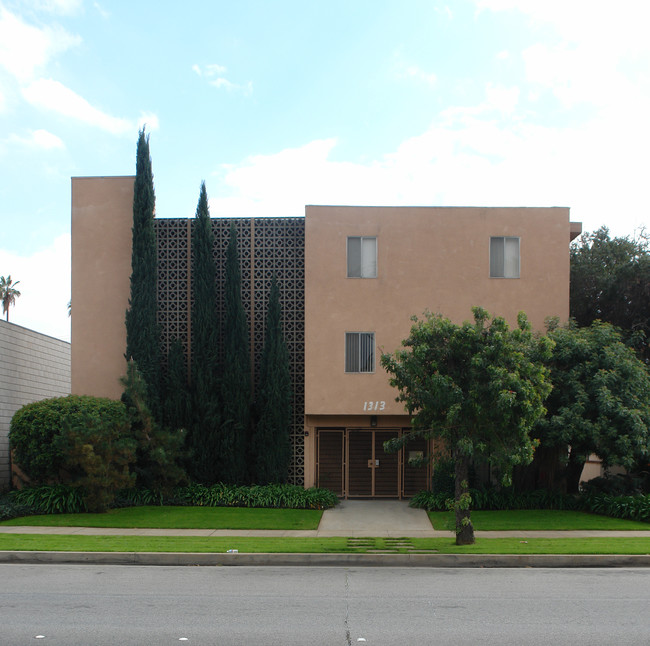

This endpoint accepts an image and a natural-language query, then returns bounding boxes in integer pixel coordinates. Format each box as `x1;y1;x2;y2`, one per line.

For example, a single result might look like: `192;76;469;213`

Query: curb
1;551;649;568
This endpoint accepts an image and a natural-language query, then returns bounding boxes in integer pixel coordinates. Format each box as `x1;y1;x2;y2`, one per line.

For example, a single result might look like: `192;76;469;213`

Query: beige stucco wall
304;205;576;419
71;176;134;399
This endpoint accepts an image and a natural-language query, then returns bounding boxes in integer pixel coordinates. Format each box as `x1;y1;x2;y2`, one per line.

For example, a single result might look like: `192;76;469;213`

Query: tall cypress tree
162;337;190;433
125;128;160;416
252;274;292;483
189;182;221;483
219;223;251;483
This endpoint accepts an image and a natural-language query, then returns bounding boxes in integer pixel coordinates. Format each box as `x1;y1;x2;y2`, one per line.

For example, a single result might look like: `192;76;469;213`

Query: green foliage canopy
381;307;552;544
537;321;650;491
570;227;650;362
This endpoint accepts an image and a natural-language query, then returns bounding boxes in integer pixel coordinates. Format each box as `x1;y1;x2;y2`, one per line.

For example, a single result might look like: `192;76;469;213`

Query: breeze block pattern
154;217;305;485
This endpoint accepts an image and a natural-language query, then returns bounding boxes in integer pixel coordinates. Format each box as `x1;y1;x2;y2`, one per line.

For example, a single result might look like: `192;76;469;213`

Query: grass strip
427;509;650;531
0;534;648;554
0;506;323;530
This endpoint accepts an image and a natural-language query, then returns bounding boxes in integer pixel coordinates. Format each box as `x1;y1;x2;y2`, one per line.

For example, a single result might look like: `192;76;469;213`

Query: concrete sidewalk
1;500;649;567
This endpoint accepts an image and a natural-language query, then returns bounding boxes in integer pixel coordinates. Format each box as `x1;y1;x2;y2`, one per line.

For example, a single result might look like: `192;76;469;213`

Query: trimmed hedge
9;395;129;483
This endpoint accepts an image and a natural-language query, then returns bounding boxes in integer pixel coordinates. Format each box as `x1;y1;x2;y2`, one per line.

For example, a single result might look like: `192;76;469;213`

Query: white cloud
22;79;132;134
138;111;160;132
0;7;80;82
0;234;70;341
8;128;65;149
27;0;83;14
209;82;648;238
193;62;252;95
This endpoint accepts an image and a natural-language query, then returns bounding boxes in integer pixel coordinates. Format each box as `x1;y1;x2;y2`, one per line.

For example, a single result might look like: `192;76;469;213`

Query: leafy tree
189;182;221;483
125;128;160;416
163;337;191;433
381;308;552;545
219;223;251;484
0;275;21;321
571;227;650;361
121;360;187;494
251;275;292;484
536;320;650;493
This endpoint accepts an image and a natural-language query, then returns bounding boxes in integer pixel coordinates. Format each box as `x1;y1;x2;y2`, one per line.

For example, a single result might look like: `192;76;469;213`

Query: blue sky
1;0;649;341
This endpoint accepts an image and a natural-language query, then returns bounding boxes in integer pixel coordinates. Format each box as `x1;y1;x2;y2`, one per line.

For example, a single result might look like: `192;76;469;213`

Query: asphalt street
1;564;649;645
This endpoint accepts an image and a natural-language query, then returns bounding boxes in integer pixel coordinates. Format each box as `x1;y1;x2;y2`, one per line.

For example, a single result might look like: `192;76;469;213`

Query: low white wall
0;320;70;488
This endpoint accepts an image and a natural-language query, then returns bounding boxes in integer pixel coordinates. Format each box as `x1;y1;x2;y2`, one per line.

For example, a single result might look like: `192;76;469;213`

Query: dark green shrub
58;412;136;512
174;483;338;510
0;491;34;521
121;360;187;494
581;473;649;497
10;395;130;483
583;493;650;522
410;487;581;511
12;484;86;515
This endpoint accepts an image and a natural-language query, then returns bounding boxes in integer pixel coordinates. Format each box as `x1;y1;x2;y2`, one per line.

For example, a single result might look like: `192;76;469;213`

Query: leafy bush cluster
410;487;583;512
0;482;338;521
172;483;338;510
9;387;187;513
411;486;650;524
10;395;128;485
583;493;650;523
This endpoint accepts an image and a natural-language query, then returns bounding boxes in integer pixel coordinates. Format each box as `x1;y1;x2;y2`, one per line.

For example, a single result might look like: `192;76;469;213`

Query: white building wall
0;320;70;488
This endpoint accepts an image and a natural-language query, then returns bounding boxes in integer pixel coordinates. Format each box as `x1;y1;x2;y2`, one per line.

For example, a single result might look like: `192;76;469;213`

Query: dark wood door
347;430;400;497
317;431;344;496
347;431;373;496
374;431;399;497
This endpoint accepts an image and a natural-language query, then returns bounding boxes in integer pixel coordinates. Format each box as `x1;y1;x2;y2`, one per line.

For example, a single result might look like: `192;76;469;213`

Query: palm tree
0;275;21;322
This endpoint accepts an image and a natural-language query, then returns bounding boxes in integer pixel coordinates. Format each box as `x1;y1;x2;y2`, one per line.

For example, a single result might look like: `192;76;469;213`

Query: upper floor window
490;236;520;278
345;332;375;373
347;236;377;278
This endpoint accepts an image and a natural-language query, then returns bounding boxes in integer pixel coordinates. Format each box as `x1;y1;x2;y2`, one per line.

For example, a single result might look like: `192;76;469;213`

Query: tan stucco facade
303;205;578;490
71;176;134;399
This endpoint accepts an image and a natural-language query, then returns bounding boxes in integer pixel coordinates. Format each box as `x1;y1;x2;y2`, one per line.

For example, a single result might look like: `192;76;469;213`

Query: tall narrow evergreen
125;128;160;415
162;337;190;433
189;182;221;483
252;274;292;483
219;223;251;483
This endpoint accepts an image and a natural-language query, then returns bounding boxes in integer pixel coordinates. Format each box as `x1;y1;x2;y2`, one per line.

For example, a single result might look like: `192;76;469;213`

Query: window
490;236;520;278
345;332;375;373
347;236;377;278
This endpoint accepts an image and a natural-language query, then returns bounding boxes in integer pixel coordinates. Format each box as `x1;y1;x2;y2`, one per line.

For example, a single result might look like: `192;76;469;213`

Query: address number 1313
363;401;386;411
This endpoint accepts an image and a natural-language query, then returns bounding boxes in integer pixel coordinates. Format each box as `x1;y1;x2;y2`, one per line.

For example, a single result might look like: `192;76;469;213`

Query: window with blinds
347;236;377;278
345;332;375;373
490;236;520;278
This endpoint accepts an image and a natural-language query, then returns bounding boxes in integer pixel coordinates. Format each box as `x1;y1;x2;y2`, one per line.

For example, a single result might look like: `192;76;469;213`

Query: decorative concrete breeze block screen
154;217;305;485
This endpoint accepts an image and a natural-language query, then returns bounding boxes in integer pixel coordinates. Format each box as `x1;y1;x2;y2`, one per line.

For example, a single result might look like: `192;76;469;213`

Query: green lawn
0;534;648;554
428;509;650;531
0;506;322;530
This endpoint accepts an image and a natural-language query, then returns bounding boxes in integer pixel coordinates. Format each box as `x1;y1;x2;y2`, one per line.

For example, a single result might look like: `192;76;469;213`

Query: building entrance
316;428;430;498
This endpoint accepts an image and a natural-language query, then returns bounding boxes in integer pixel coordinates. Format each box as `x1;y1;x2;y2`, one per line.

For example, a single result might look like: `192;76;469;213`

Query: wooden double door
317;428;428;498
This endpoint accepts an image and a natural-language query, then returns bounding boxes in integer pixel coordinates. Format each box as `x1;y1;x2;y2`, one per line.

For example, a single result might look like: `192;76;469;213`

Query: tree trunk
454;453;475;545
565;448;585;494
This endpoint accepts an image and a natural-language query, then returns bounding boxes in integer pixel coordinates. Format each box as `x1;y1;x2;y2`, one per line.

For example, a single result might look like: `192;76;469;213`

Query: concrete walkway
1;500;650;538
